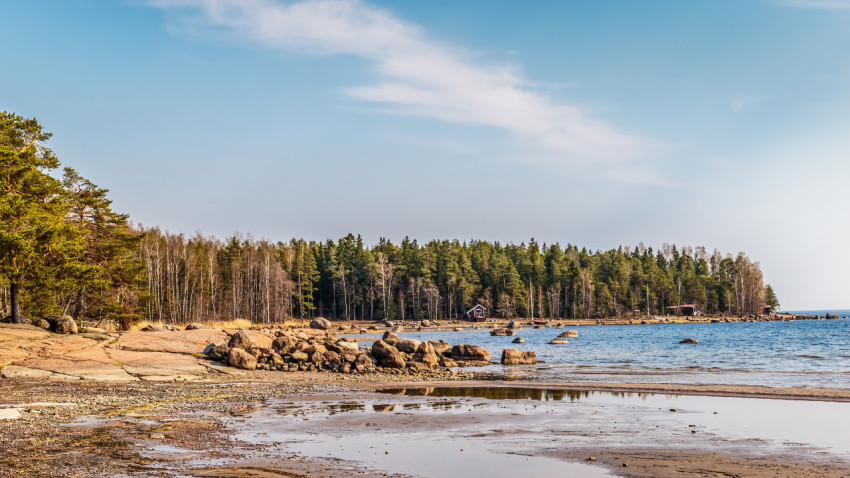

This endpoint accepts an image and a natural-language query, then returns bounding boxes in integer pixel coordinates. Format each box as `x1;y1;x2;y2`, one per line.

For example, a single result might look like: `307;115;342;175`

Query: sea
347;310;850;389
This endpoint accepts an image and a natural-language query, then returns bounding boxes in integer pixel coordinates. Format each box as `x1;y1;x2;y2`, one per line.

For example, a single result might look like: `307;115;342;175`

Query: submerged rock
558;329;578;338
501;349;537;365
679;338;698;344
490;328;516;336
548;338;569;345
512;337;525;344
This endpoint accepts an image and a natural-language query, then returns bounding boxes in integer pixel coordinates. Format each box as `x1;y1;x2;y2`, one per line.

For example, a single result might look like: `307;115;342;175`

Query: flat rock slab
13;357;137;381
109;348;210;381
117;329;228;355
1;365;80;380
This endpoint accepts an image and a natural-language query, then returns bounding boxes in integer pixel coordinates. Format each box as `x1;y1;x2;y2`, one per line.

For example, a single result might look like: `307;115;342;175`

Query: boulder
420;320;431;327
141;324;165;332
50;315;78;335
35;319;51;331
507;320;522;330
679;338;698;344
272;335;296;353
412;341;440;368
501;349;537;365
451;344;491;362
310;317;331;330
371;340;406;368
382;331;400;344
204;344;230;361
228;330;255;349
512;337;525;344
395;338;421;353
407;362;431;373
323;350;340;363
548;338;569;345
429;340;451;356
558;329;579;338
490;328;515;336
227;348;257;370
439;357;458;368
290;351;309;362
391;325;404;333
185;323;207;330
335;341;359;352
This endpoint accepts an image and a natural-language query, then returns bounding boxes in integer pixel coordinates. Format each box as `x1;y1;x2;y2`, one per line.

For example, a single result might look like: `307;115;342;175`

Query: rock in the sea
50;315;78;335
412;341;440;368
501;349;537;365
310;317;331;330
507;320;522;330
548;338;569;345
512;337;525;344
228;330;255;349
490;327;515;336
451;344;491;362
185;323;207;330
372;339;406;368
558;329;578;338
679;338;698;344
227;348;258;370
395;338;421;353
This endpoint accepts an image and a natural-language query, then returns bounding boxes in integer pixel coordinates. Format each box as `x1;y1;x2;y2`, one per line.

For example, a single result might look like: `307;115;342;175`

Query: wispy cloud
779;0;850;9
149;0;651;164
729;95;757;113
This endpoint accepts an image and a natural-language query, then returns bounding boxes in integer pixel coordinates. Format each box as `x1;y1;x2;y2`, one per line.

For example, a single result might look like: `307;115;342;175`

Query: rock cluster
205;328;490;374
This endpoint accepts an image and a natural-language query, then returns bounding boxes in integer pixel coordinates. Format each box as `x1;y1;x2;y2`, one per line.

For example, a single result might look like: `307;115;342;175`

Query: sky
1;0;849;309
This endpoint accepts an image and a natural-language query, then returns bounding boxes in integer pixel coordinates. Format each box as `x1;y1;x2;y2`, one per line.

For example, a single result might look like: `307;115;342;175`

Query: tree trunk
10;283;24;323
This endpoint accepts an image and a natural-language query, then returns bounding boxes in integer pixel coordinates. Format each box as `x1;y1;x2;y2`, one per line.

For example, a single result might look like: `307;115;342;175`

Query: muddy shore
2;321;850;477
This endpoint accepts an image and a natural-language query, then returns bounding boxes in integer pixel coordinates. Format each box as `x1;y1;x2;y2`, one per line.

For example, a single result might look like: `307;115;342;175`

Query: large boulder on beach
412;341;440;368
507;320;522;330
382;331;400;344
391;325;404;333
310;317;331;330
420;320;431;327
559;329;578;338
501;349;537;365
490;327;515;337
451;344;491;362
204;344;230;361
549;338;569;345
679;338;698;344
396;338;421;353
227;348;257;370
371;339;406;368
227;330;255;349
49;315;78;335
429;340;451;356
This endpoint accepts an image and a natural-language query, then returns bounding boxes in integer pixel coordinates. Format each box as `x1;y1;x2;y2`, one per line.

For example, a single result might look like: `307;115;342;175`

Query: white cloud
729;95;757;112
779;0;850;9
149;0;651;164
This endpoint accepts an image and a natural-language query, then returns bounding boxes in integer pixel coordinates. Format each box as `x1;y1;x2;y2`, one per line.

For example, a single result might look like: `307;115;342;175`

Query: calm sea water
349;313;850;389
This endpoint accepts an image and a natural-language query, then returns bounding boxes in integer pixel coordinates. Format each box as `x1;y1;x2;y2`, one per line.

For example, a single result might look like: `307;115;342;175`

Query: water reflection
377;386;652;402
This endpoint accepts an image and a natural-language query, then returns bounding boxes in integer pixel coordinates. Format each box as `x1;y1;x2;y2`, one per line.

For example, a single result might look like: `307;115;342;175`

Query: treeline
138;229;779;324
0;111;779;327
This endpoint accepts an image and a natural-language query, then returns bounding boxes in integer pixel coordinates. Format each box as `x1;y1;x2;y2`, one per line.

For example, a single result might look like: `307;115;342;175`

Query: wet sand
2;376;850;477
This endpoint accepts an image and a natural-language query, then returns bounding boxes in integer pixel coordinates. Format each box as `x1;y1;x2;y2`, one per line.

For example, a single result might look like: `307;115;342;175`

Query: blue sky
1;0;849;309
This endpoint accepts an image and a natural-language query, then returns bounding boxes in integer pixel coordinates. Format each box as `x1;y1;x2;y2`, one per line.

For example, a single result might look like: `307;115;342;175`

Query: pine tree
0;112;91;322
